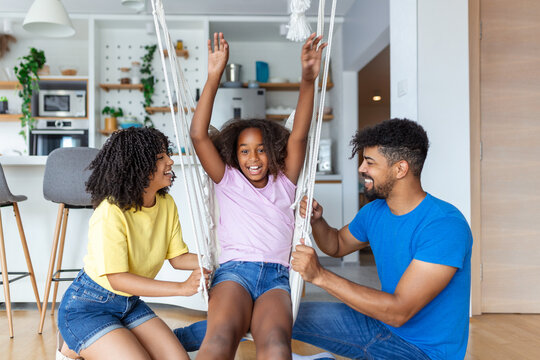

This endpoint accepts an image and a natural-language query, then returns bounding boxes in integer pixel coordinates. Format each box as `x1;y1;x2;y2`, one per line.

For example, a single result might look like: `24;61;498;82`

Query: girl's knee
256;329;292;359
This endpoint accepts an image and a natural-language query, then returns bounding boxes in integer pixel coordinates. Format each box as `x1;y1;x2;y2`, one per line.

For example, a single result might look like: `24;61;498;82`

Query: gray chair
0;163;41;338
38;147;99;334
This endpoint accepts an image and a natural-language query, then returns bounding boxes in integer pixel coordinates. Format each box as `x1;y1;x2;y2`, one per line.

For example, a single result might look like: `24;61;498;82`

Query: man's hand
291;239;325;286
301;33;327;83
207;32;229;81
299;195;323;222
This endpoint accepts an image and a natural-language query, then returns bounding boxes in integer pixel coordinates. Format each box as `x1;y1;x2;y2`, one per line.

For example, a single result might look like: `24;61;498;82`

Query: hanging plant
141;44;157;127
14;47;46;140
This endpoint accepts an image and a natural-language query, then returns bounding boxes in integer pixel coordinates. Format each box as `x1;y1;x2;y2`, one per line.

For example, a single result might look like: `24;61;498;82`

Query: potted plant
0;96;8;114
13;47;46;140
101;106;124;133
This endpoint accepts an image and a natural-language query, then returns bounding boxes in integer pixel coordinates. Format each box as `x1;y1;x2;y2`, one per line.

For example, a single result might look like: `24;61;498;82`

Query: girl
190;33;326;359
57;127;209;360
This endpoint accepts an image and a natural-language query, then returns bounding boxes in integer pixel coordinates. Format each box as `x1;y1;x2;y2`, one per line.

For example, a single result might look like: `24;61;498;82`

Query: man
175;119;472;359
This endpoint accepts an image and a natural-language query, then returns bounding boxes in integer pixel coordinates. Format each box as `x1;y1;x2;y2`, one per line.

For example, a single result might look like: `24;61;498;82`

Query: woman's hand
207;32;229;81
301;33;327;83
180;268;211;296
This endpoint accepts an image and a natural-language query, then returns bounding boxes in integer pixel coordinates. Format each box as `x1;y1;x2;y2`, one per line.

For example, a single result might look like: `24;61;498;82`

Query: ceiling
4;0;358;17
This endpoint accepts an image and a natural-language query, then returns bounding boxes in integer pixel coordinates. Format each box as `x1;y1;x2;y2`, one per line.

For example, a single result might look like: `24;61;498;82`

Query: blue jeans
58;270;156;354
212;261;290;300
174;302;430;359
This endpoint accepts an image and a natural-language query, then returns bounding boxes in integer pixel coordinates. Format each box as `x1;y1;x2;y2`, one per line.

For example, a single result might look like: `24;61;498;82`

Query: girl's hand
207;32;229;81
301;33;327;83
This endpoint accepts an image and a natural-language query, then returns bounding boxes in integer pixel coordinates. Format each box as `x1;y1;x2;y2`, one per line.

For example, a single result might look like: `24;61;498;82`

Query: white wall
390;0;471;221
417;0;470;220
390;0;417;120
343;0;390;72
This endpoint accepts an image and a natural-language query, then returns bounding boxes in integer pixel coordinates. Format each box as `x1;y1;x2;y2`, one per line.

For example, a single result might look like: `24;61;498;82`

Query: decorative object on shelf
0;34;17;59
13;47;46;140
131;61;141;84
286;0;312;42
101;106;123;135
119;66;131;84
141;44;157;128
121;0;145;12
0;96;8;114
23;0;75;38
119;115;143;129
37;64;50;75
255;61;269;83
176;40;183;50
59;65;77;76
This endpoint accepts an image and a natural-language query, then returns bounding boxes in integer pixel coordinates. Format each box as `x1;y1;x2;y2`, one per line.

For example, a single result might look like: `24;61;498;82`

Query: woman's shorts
212;261;291;301
57;270;156;354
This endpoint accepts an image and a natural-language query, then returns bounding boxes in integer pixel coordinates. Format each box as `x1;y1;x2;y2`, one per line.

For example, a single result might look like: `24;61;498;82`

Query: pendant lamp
23;0;75;38
121;0;146;12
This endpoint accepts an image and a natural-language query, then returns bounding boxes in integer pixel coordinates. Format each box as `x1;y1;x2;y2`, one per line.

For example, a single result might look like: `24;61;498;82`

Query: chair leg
0;209;14;338
51;208;69;316
12;203;42;314
39;203;65;334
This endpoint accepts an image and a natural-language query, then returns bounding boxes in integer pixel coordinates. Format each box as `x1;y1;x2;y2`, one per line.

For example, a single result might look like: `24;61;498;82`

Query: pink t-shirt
214;166;296;267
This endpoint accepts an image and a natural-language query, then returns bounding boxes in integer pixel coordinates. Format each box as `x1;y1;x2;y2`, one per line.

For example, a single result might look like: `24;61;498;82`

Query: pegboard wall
97;26;206;149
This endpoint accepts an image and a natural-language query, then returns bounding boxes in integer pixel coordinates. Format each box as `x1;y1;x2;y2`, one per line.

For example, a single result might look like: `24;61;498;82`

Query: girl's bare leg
251;289;293;360
131;317;190;360
197;281;253;360
79;328;150;360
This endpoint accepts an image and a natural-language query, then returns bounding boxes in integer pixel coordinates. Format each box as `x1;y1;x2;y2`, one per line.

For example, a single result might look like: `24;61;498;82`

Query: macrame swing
149;0;338;326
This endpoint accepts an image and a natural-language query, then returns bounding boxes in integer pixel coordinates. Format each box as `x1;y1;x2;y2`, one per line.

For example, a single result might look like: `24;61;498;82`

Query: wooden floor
1;304;540;359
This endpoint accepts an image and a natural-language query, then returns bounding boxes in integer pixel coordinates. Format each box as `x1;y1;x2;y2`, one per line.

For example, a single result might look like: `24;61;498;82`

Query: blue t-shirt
348;193;472;360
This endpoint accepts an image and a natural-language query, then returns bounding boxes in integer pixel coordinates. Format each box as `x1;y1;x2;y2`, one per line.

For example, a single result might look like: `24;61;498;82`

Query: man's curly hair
86;127;175;211
211;119;290;178
350;118;429;177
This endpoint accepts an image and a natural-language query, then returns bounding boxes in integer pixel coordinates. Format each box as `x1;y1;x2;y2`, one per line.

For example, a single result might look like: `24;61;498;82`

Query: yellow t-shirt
83;193;188;296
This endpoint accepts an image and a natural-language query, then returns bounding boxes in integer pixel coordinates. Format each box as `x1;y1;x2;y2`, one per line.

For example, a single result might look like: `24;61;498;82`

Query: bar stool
38;147;99;334
0;163;41;338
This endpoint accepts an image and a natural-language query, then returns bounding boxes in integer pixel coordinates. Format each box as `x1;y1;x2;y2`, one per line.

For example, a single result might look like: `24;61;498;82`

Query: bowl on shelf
59;65;78;76
119;122;143;129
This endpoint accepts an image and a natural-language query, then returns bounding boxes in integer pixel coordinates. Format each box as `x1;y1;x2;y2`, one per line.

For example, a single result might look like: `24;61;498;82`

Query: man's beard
363;173;396;202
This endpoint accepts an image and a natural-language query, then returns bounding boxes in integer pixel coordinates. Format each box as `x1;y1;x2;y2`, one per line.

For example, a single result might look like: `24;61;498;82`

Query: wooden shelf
99;84;143;92
0;81;20;90
266;114;333;121
145;106;195;114
99;129;118;136
163;49;190;60
0;114;22;122
243;82;334;91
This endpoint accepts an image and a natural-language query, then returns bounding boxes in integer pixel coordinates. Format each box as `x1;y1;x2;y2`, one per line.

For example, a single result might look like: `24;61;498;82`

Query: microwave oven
38;89;87;118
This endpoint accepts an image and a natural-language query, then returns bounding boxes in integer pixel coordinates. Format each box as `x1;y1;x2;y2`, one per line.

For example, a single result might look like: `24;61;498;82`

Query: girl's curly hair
86;127;175;211
211;119;290;178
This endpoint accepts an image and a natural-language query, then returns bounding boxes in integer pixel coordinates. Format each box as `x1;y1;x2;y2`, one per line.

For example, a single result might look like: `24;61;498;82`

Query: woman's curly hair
211;119;290;178
351;118;429;177
86;127;175;211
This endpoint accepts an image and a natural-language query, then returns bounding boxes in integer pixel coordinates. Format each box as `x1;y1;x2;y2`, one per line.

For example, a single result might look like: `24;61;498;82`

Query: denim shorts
212;261;290;301
57;270;156;354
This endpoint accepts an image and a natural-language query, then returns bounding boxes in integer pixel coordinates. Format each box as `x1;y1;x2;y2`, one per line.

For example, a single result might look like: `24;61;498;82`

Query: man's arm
291;247;457;327
300;196;369;257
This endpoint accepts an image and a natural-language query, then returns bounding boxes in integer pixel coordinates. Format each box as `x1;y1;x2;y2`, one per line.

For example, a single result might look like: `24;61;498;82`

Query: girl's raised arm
284;34;327;184
190;32;229;183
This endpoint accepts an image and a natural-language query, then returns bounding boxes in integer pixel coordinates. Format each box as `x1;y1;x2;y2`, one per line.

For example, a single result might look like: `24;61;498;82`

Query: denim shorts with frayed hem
212;261;291;301
57;270;156;354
